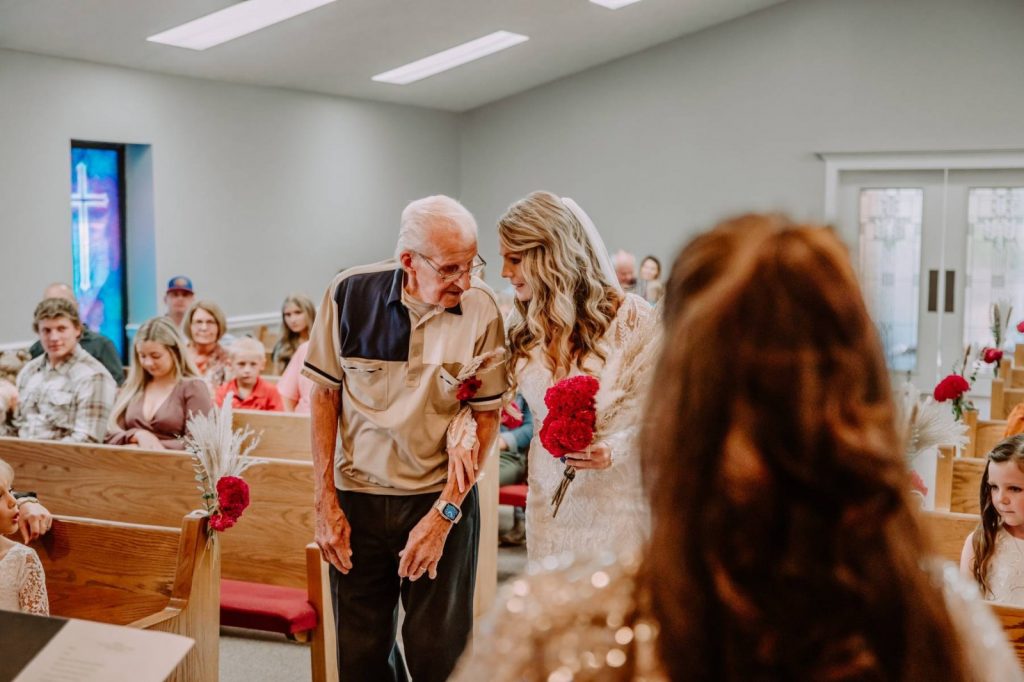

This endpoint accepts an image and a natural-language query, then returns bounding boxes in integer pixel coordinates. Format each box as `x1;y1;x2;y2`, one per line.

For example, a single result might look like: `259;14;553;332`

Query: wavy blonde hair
109;317;199;429
498;191;621;379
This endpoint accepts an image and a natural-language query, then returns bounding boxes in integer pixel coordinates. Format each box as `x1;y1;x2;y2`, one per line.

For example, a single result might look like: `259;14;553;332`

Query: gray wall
460;0;1024;284
0;48;461;343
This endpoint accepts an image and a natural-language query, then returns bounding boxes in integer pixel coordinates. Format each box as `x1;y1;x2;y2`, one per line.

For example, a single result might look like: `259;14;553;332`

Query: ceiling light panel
372;31;529;85
147;0;337;51
590;0;644;8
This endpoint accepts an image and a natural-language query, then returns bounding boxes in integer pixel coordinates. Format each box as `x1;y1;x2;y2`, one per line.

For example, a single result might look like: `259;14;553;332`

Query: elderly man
2;298;116;443
303;195;505;682
27;283;124;384
613;249;639;294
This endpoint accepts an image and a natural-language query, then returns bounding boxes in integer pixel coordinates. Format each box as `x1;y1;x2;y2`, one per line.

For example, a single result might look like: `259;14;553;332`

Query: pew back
964;410;1008;459
233;409;311;461
920;510;978;565
3;437;314;589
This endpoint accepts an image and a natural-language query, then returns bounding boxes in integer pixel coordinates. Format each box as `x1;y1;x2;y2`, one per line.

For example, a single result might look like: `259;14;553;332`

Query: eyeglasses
414;251;486;284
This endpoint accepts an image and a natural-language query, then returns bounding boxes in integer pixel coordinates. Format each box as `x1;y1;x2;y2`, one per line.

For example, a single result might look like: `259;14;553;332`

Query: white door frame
819;150;1024;224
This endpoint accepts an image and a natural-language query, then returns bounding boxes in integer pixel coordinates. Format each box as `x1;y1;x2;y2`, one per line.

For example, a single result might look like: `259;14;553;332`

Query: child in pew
106;317;213;450
0;457;49;615
215;337;284;412
961;434;1024;605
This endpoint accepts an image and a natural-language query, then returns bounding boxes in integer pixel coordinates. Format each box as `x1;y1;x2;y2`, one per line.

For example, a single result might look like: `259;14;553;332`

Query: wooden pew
964;410;1008;458
991;378;1024;420
29;511;218;682
921;510;978;564
233;409;311;461
2;437;337;682
933;452;986;515
992;602;1024;667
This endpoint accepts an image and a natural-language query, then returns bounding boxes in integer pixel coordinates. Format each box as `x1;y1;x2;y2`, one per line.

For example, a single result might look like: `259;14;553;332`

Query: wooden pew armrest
130;604;184;629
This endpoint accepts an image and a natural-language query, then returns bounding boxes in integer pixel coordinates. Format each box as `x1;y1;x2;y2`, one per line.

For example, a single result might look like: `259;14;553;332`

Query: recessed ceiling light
147;0;337;51
372;31;529;85
590;0;644;8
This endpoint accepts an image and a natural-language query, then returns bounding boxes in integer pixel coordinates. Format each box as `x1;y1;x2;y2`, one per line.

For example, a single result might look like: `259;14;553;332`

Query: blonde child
961;435;1024;605
216;337;284;412
0;457;49;614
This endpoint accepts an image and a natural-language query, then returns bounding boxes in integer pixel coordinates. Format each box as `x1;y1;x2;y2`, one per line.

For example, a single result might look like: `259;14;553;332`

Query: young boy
215;337;284;411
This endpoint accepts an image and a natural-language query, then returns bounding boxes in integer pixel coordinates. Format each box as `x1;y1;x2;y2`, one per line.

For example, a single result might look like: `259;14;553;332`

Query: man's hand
131;430;165;450
398;512;451;581
564;441;613;470
316;495;354;574
447;440;480;494
18;501;53;543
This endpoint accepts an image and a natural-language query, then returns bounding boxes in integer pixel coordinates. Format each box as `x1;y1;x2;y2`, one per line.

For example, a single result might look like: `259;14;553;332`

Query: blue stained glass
70;146;125;358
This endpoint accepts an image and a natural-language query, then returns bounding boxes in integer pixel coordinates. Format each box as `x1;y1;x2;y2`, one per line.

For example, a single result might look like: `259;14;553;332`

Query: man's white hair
612;249;636;268
394;195;478;259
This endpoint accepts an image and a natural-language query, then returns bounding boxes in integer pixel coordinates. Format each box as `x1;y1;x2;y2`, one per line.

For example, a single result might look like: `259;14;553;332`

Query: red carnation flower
910;471;929;497
983;348;1004;364
933;374;970;402
456;377;482;402
543;375;600;415
216;476;250;522
1018;320;1024;334
209;513;236;532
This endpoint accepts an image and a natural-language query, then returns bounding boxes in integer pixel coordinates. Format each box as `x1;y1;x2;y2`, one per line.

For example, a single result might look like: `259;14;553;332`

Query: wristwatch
434;499;462;524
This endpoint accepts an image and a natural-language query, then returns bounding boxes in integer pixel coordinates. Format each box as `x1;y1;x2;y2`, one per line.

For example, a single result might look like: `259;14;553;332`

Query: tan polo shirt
302;260;507;495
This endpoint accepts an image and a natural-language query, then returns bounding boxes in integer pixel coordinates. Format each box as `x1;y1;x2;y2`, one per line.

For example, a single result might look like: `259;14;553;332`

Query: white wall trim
2;311;281;352
818;149;1024;223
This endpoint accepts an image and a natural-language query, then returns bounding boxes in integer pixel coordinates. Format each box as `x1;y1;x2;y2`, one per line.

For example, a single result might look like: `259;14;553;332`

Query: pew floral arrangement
933;345;980;421
184;399;260;535
895;381;968;506
982;300;1014;374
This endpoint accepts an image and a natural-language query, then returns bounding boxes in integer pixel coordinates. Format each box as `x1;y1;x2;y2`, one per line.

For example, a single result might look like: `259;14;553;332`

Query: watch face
442;503;459;521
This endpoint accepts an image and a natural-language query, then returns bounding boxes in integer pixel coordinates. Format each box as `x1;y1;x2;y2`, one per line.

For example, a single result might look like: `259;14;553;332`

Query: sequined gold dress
453;554;1024;681
515;294;658;561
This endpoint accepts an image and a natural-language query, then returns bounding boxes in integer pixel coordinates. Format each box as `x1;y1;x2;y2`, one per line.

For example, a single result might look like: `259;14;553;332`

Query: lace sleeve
937;561;1024;681
19;548;49;615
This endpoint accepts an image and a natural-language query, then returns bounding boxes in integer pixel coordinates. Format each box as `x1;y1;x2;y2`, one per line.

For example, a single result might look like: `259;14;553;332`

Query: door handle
927;270;938;313
944;270;955;313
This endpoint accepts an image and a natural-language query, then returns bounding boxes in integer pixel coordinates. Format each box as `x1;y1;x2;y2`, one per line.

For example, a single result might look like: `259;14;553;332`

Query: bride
497;191;659;560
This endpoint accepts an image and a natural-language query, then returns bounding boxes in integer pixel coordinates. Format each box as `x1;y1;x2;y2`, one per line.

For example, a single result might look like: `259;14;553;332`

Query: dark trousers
330;487;479;682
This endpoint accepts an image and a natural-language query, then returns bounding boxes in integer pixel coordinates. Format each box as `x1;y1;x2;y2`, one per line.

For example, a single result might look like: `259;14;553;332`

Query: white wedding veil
561;197;623;293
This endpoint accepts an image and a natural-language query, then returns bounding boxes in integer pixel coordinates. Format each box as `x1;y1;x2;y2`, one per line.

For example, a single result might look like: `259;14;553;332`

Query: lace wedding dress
516;294;659;561
0;543;49;614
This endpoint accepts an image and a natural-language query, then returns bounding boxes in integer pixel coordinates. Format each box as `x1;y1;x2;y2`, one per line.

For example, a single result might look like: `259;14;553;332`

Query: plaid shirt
2;345;116;443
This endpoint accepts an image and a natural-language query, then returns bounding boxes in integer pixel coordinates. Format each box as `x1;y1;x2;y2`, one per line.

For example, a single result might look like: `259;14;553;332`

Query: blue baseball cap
166;276;194;294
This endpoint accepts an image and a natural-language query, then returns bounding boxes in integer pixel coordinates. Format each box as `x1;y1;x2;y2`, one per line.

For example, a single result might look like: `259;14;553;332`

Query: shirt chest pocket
40;389;75;427
342;359;388;411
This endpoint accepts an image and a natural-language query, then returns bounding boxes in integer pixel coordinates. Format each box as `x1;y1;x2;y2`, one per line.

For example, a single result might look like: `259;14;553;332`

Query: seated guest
27;283;124;384
961;435;1024;605
216;337;284;412
277;340;312;414
106;317;212;450
164;275;195;328
183;300;230;394
497;395;532;546
639;255;665;304
271;294;316;375
0;298;116;443
454;215;1022;681
612;249;639;295
0;457;49;615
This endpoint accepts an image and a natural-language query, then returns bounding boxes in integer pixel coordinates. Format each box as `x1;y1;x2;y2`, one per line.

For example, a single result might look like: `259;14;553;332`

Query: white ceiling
0;0;787;112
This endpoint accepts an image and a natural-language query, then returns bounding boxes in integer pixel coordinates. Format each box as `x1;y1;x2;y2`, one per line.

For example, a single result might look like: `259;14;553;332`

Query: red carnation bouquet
539;375;600;517
185;400;259;539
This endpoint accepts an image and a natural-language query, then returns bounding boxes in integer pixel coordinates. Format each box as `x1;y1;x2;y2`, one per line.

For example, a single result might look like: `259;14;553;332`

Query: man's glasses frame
414;251;487;284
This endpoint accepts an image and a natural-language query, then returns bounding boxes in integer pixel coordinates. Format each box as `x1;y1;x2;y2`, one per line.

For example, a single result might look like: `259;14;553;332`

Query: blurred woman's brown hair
640;214;970;680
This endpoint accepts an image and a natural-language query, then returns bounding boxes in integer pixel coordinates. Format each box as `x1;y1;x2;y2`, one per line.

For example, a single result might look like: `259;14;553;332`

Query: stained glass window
963;187;1024;349
858;188;924;372
70;143;127;358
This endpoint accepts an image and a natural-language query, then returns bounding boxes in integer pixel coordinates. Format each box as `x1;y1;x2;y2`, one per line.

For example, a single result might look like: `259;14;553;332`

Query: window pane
963;187;1024;350
858;188;923;373
70;145;126;358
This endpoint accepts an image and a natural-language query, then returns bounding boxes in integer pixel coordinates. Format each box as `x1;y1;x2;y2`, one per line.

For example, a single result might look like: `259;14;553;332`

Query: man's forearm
440;409;501;505
310;385;341;506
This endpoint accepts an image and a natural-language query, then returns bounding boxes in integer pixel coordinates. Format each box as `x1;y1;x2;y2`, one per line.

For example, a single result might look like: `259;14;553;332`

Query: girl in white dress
497;191;659;561
962;435;1024;605
0;457;48;615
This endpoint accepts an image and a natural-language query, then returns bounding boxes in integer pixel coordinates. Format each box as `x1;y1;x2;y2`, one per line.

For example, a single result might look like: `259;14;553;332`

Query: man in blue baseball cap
164;275;194;327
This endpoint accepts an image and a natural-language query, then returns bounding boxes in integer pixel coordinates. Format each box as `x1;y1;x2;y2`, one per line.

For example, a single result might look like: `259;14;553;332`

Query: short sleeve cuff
468;394;504;412
301;362;342;390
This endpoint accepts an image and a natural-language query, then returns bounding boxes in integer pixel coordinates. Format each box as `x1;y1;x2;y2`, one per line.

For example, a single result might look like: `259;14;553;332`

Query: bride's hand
564;441;612;470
